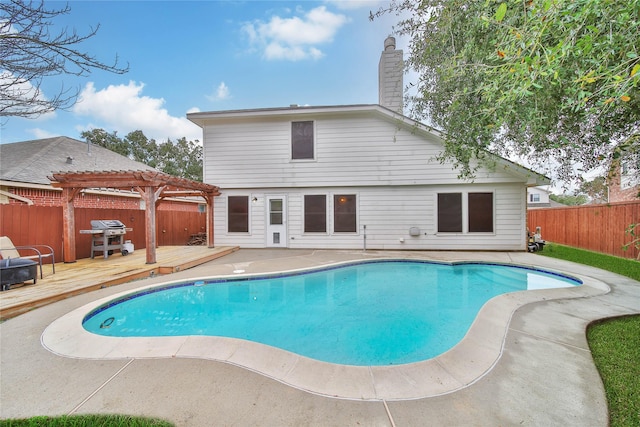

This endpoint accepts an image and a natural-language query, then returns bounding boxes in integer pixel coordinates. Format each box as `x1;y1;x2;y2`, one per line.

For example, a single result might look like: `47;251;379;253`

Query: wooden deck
0;245;238;320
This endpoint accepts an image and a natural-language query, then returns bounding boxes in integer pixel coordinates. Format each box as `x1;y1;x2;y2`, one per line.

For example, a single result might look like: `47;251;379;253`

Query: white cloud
72;81;201;142
324;0;386;10
242;6;349;61
27;128;58;139
206;82;231;101
0;71;57;120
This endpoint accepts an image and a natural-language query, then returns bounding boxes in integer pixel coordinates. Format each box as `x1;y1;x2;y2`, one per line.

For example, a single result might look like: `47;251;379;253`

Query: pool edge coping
40;256;610;401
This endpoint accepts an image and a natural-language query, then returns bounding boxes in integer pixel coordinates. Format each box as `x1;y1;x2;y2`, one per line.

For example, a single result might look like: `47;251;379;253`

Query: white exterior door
266;195;287;247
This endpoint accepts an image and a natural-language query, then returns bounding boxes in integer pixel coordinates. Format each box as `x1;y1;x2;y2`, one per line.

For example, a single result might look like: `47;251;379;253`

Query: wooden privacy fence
527;201;640;260
0;205;207;261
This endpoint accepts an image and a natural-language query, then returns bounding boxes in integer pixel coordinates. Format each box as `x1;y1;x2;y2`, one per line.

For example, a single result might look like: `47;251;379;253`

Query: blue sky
1;0;408;144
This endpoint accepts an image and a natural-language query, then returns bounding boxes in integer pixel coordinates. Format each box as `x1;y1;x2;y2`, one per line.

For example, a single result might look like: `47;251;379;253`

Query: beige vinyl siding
203;114;525;189
201;109;532;250
212;184;526;251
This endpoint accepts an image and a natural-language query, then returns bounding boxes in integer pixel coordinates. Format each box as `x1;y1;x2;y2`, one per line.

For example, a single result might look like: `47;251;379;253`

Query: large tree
157;137;203;183
0;0;127;118
373;0;639;184
81;129;203;182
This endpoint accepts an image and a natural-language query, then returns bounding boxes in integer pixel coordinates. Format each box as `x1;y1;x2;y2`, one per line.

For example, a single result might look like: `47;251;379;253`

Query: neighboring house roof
528;200;566;209
0;136;156;185
188;104;550;187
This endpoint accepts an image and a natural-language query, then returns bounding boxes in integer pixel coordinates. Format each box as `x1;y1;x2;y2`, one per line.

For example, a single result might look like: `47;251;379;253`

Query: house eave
490;159;551;186
189;104;409;124
0;180;61;191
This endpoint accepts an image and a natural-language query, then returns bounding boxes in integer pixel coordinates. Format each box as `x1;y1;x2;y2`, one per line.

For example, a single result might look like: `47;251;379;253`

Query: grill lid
91;220;126;230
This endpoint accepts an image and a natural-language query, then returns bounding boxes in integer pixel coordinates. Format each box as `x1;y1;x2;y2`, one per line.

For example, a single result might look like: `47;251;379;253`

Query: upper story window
292;121;314;160
621;155;640;189
529;193;540;202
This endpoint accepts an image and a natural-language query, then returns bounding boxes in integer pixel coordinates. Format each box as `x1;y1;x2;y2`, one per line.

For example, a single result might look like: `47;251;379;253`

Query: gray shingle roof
0;136;156;185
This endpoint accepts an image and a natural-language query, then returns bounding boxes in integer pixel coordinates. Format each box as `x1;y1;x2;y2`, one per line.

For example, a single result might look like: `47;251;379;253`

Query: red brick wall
609;182;640;203
5;187;201;211
7;188;61;207
607;163;640;203
8;188;139;208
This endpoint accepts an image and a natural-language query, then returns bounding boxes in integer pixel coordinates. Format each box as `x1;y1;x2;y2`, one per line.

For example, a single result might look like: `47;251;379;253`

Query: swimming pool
82;260;580;366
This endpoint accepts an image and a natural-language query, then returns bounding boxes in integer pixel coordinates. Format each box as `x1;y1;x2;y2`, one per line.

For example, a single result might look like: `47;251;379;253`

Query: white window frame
331;192;359;234
227;195;251;234
435;190;496;235
290;120;316;161
303;193;328;234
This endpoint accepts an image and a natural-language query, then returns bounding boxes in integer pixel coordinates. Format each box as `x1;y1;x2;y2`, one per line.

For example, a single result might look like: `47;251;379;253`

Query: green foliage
80;129;130;158
549;193;588;205
588;316;640;427
373;0;640;183
622;223;640;260
81;129;202;181
157;137;203;182
125;130;159;167
579;176;608;203
0;414;174;427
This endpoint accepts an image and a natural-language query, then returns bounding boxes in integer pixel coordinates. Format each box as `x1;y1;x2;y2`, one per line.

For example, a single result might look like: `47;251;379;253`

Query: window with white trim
304;195;326;232
228;196;249;232
437;193;462;232
333;194;357;233
437;192;494;233
291;121;314;160
468;192;493;232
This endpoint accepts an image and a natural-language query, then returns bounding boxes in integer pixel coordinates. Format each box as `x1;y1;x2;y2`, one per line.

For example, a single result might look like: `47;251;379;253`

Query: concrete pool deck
1;249;639;425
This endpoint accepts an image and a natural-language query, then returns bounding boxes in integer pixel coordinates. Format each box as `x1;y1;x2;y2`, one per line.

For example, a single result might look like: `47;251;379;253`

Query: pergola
49;170;221;264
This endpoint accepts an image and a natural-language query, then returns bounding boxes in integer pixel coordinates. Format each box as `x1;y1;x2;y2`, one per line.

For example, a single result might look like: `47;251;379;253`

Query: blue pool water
83;260;581;366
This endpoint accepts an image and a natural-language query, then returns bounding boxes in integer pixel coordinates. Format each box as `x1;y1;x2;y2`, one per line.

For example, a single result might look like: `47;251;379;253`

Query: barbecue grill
80;220;132;259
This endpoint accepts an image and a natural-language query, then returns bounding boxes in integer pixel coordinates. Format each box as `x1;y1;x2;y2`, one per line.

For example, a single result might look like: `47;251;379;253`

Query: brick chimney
378;36;404;114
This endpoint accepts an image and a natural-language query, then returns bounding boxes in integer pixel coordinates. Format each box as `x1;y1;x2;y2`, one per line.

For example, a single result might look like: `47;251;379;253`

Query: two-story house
188;38;548;251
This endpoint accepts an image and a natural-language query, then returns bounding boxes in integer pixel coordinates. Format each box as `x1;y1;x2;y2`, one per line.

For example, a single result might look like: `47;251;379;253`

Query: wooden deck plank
0;245;238;320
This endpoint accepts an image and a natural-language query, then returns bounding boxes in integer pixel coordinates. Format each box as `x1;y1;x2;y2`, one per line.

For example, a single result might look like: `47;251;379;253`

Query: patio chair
0;236;55;279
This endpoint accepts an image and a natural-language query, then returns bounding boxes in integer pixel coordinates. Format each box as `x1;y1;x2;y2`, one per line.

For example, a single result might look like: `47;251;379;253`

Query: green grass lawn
588;317;640;427
0;414;173;427
537;243;640;281
537;243;640;427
